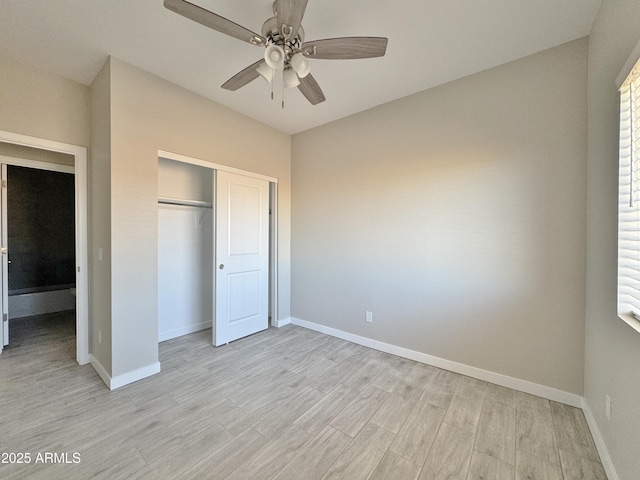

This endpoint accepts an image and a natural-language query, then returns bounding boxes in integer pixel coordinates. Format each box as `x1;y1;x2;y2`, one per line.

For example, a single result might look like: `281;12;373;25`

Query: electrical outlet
605;395;612;421
365;311;373;323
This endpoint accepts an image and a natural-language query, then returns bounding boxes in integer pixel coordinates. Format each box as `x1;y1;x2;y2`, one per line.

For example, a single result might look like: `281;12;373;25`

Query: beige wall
106;57;291;377
585;1;640;478
89;60;113;374
292;38;588;395
0;54;89;147
0;143;74;166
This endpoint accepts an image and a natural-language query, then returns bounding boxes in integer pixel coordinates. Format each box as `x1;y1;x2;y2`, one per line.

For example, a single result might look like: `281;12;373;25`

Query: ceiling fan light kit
164;0;388;106
290;52;310;78
264;44;286;69
256;62;275;84
283;67;301;88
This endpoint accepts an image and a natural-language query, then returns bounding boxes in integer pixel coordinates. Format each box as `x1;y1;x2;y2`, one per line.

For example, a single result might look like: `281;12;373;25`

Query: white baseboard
273;317;291;328
110;362;161;390
90;354;111;389
291;317;583;408
90;355;161;390
582;399;619;480
158;322;210;342
9;289;76;319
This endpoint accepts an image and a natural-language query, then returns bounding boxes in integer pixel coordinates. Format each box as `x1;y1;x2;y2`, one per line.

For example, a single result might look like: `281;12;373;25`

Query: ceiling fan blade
302;37;388;59
221;59;264;91
298;74;326;105
277;0;308;40
165;0;265;46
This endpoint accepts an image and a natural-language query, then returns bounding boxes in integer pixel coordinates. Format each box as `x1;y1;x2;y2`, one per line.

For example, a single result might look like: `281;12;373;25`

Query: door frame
0;130;89;365
1;164;6;347
157;150;279;330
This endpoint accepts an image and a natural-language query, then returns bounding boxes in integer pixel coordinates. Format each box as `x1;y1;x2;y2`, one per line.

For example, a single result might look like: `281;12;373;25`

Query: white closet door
214;171;269;346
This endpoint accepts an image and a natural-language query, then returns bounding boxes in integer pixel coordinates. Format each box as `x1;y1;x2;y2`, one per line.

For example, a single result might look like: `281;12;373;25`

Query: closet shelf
157;197;212;209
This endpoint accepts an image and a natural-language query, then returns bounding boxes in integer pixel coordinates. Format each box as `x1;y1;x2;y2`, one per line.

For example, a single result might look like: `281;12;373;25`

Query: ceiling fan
164;0;388;106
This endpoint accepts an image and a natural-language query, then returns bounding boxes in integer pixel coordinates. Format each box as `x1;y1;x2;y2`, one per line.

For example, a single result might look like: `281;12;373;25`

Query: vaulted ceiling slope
0;0;602;134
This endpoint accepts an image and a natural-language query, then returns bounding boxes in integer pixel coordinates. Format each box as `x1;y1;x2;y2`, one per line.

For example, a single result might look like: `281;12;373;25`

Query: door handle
219;264;225;270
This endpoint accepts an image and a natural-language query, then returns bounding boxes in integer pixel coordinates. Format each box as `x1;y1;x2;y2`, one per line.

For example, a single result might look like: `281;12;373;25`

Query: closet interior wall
157;157;213;342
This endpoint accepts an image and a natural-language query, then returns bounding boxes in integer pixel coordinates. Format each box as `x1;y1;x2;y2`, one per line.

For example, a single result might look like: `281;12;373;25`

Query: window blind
618;59;640;316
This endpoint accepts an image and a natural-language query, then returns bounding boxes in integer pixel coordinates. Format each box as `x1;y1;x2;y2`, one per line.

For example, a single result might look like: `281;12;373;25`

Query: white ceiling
0;0;602;134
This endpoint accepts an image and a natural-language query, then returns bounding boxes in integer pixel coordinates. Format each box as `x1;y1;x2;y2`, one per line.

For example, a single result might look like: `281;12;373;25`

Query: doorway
0;130;88;365
1;162;76;350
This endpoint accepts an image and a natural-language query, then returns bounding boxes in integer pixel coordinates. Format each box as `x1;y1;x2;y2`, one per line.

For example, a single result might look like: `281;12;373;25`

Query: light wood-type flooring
0;312;607;479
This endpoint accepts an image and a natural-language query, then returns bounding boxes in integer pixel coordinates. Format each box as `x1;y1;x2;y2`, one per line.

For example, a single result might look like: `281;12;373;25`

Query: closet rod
158;197;212;209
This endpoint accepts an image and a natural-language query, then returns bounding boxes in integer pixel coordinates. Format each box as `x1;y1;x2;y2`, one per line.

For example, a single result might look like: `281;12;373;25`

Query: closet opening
157;153;278;350
158;158;213;342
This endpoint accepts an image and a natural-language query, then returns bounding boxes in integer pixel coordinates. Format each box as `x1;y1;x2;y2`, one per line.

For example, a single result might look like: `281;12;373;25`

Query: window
617;39;640;333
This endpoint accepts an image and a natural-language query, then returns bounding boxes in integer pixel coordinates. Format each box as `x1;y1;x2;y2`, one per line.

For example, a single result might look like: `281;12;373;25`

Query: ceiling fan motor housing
262;16;305;59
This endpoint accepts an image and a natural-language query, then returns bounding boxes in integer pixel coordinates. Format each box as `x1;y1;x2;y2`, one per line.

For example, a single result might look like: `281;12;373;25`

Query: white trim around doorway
0;130;89;365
